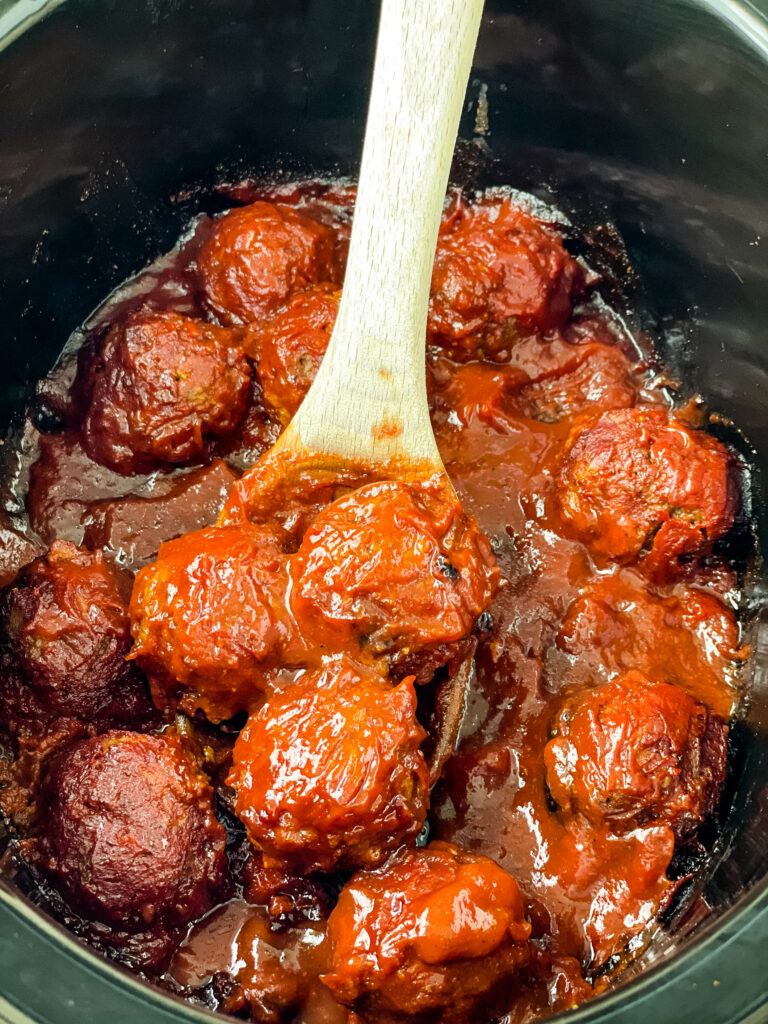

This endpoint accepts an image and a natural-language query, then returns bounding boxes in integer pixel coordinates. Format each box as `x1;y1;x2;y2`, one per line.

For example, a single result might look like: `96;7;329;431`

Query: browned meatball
556;408;737;573
82;311;251;474
246;283;340;422
34;731;227;930
429;198;580;359
198;202;338;326
129;524;295;722
322;841;531;1022
227;658;429;872
0;542;151;730
555;573;746;719
289;479;500;661
544;671;728;835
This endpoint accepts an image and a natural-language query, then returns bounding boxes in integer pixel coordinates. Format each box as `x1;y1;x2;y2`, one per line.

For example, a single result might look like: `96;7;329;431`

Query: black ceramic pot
0;1;766;1022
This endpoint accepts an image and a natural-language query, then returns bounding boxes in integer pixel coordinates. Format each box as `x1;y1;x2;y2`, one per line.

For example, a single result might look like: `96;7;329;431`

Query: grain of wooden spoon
287;0;484;468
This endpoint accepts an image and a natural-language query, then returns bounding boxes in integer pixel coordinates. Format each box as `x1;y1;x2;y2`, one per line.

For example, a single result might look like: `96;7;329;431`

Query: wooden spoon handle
285;0;484;466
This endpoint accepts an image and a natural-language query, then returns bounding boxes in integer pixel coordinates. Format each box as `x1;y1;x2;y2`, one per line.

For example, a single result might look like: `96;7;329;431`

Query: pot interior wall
0;0;766;1010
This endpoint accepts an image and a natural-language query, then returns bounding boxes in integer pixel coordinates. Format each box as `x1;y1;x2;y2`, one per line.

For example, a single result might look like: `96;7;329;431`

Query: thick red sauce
0;181;750;1024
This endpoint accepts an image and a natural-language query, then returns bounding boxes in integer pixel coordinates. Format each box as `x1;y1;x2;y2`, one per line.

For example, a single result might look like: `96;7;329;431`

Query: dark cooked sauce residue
0;180;754;1024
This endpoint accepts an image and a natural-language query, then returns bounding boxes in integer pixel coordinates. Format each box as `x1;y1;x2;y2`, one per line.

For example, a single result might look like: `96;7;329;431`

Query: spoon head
218;431;453;529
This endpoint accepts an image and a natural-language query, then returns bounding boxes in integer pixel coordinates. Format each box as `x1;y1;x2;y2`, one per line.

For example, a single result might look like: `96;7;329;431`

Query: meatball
429;199;580;359
557;408;737;571
544;671;728;835
227;658;429;872
0;542;150;729
35;731;227;929
0;718;86;830
129;524;294;722
322;841;531;1022
509;342;637;423
82;311;251;474
556;573;746;719
246;283;340;422
430;335;637;431
289;479;500;660
199;202;338;326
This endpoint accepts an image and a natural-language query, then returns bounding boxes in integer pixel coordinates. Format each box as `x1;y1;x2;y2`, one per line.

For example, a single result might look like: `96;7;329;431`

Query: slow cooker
0;1;766;1022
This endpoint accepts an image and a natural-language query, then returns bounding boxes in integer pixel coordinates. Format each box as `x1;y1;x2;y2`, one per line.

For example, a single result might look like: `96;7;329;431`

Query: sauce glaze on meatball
0;542;150;729
34;731;227;930
199;202;338;326
82;311;251;475
322;841;531;1022
544;671;728;835
429;198;581;359
290;479;500;659
129;524;294;721
556;408;737;572
228;657;429;872
246;283;340;422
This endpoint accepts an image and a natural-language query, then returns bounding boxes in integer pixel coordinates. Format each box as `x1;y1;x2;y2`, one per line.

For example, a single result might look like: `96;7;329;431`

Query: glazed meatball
0;542;150;728
289;479;500;659
199;202;338;326
322;841;531;1022
246;283;340;422
227;657;429;872
556;573;746;719
35;731;227;929
429;199;580;359
430;335;637;430
130;524;293;722
82;311;251;475
509;342;637;423
557;408;737;571
544;671;728;835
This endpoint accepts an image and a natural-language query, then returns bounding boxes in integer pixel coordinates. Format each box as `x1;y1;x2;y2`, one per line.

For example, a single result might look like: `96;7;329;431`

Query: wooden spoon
221;0;485;772
221;0;485;520
285;0;484;469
